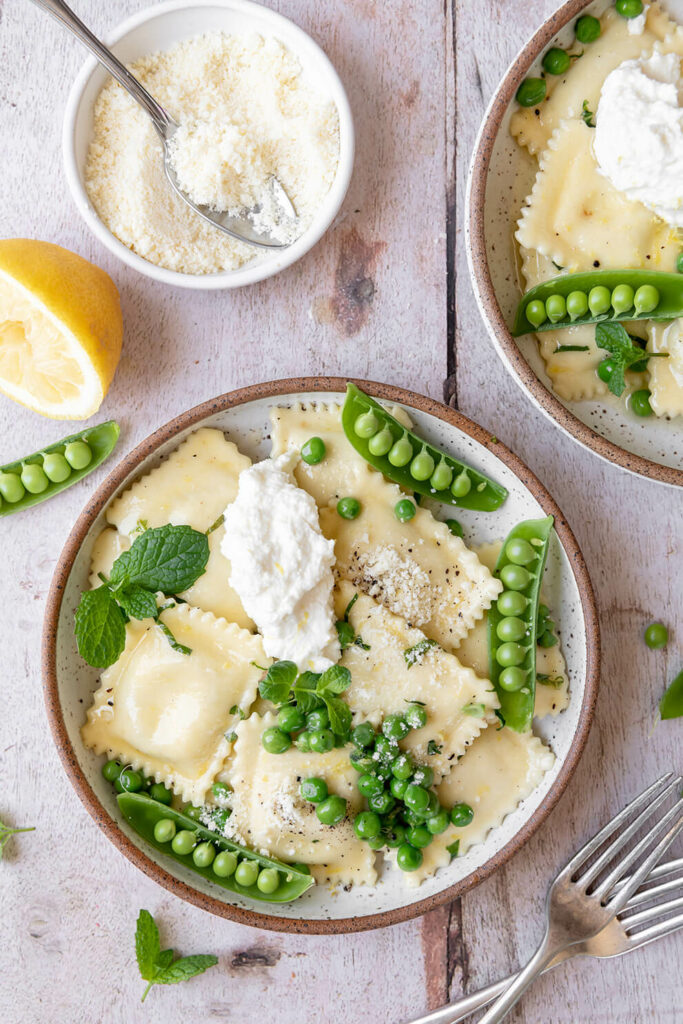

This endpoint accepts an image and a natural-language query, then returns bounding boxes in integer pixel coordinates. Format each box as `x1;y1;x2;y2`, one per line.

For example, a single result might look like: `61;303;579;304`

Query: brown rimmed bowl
466;0;683;487
42;377;600;933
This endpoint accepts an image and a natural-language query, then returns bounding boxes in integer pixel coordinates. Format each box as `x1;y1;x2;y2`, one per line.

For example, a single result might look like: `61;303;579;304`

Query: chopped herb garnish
335;592;370;651
135;909;218;1003
537;673;564;688
206;514;224;536
427;739;442;755
446;840;460;859
462;702;486;717
404;638;438;668
581;99;595;127
596;322;668;397
554;345;590;353
229;704;246;719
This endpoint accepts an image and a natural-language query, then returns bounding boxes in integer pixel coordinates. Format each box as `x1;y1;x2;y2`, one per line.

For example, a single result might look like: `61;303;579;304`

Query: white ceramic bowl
62;0;354;290
43;378;599;933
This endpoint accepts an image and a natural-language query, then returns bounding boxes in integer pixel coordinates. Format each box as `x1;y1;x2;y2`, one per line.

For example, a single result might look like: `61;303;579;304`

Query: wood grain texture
0;0;681;1021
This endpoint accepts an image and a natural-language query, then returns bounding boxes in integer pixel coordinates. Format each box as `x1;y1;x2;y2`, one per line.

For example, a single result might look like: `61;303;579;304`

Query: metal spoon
29;0;294;248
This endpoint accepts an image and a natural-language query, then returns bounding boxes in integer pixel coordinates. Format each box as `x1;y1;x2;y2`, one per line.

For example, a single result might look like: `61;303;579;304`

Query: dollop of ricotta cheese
594;51;683;227
221;452;340;672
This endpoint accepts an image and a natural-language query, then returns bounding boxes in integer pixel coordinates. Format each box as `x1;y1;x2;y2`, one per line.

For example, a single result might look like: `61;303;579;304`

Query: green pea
404;784;430;814
278;705;306;734
450;802;474;827
0;472;25;503
368;428;394;456
677;252;683;274
373;734;397;761
451;470;471;498
499;666;527;692
316;795;347;826
366;834;386;850
301;436;326;465
497;590;527;617
575;13;601;42
499;564;531;591
116;769;143;793
515;77;547;107
212;851;237;877
526;299;547;328
390;776;409;800
408;449;433;482
153;818;176;843
391;752;415;780
235;859;259;887
394;498;416;522
404;703;427;730
354;411;380;438
546;294;567;323
402;809;424;828
368;790;396;815
388;435;414;467
193;841;216;868
354;811;382;840
149;783;173;805
406;825;433;849
42;452;71;483
257;867;280;894
261;727;291;754
566;291;588;321
352;722;376;748
396;843;423;871
426;811;450;835
307;707;330;732
496;616;527;643
412;765;434;789
611;284;634;315
616;0;644;17
630;389;653;417
102;759;122;783
209;808;230;830
309;728;334;753
597;358;616;384
634;285;659;315
295;731;312;753
184;805;203;821
383;824;407;848
430;459;453;491
299;777;328;804
542;47;570;75
21;463;49;494
382;714;410;741
496;642;526;668
358;773;384;798
64;440;92;470
644;622;668;650
171;829;196;855
505;537;536;566
337;496;361;519
588;285;612;316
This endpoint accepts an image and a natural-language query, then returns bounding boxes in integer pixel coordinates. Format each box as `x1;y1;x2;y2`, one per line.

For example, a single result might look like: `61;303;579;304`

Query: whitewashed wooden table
1;1;681;1020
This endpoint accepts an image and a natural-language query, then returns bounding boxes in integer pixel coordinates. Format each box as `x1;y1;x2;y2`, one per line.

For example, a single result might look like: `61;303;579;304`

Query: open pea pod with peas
341;383;507;511
488;515;554;733
118;792;314;903
511;270;683;336
0;420;119;516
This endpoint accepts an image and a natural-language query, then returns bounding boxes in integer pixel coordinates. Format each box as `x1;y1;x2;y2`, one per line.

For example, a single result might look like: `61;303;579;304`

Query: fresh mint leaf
537;673;564;688
153;954;219;987
135;909;161;982
404;638;438;668
111;525;209;594
342;593;359;620
446;840;460;859
117;584;158;621
318;664;351;696
595;322;667;397
0;818;35;860
336;620;356;649
327;696;352;736
292;671;322;714
229;704;246;719
156;620;192;656
74;586;126;668
135;909;218;1002
259;661;298;704
660;668;683;720
581;99;595;127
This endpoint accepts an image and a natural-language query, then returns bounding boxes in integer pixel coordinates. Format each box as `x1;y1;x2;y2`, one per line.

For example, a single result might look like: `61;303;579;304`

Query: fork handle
478;932;557;1023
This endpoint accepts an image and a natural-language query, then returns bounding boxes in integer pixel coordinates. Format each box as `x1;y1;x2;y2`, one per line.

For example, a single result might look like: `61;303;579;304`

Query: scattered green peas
496;641;526;667
406;825;433;849
354;411;380;438
171;829;197;856
394;498;416;522
410;449;435;481
388;436;414;467
358;773;384;798
382;714;410;741
644;622;668;649
261;727;291;755
526;299;547;328
634;285;659;315
42;452;71;483
115;769;143;793
542;47;570;75
257;868;280;894
499;666;527;692
505;537;536;566
278;706;306;734
307;708;330;732
352;722;376;748
390;777;409;800
546;294;567;323
193;842;216;868
184;805;203;821
153;818;176;843
0;472;25;503
404;704;427;730
575;13;601;42
337;496;361;520
149;783;173;805
213;851;237;877
391;753;415;781
616;0;644;17
499;563;531;591
611;284;634;316
368;428;394;457
497;590;527;617
451;470;471;498
677;252;683;274
374;735;397;762
309;729;334;754
516;77;547;107
21;463;49;494
396;843;423;871
301;436;326;465
630;389;653;417
368;791;396;815
566;291;588;321
64;440;92;470
430;459;453;491
450;802;474;827
588;285;612;316
354;811;382;840
102;759;122;783
404;784;430;814
366;834;385;851
295;731;312;753
427;811;450;835
496;616;528;643
234;859;259;887
412;765;434;789
316;795;347;826
384;824;407;848
597;358;617;385
301;777;329;803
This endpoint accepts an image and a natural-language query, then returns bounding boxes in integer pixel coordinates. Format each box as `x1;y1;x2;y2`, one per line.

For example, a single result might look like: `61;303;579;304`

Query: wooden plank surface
0;0;681;1021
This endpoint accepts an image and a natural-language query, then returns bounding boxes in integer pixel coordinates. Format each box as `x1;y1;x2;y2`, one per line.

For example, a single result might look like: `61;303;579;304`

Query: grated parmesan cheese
346;545;435;627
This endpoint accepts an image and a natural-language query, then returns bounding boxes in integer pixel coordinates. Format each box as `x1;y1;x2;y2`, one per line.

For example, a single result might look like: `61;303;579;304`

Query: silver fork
404;856;683;1024
475;773;683;1022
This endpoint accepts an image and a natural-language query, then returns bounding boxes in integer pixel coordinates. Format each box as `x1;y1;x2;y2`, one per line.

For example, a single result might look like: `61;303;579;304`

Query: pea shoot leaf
595;322;666;397
74;586;126;668
117;584;159;621
135;909;218;1002
660;668;683;720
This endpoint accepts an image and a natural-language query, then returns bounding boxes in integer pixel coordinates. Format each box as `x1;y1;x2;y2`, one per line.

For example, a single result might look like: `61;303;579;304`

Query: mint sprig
75;524;209;668
595;322;667;397
0;817;35;860
135;909;218;1002
258;661;353;737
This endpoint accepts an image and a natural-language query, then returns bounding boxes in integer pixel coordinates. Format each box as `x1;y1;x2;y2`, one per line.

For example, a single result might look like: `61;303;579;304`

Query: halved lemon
0;239;123;419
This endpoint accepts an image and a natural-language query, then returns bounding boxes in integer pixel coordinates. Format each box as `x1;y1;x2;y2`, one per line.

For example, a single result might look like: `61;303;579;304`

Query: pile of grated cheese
85;31;340;275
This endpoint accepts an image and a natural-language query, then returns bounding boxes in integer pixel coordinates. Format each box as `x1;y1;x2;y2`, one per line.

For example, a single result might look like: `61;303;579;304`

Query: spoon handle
27;0;172;135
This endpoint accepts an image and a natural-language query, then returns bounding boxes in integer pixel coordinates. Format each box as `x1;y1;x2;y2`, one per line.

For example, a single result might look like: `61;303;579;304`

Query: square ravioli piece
337;583;499;782
105;427;253;628
225;712;376;886
81;604;267;805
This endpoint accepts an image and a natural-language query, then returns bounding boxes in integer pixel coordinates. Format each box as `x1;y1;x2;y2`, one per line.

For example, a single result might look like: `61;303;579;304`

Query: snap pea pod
487;516;554;733
117;792;314;903
511;270;683;336
0;420;119;517
341;384;508;511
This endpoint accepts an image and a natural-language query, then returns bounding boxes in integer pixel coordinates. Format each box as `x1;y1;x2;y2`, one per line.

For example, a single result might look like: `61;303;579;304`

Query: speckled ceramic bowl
42;378;599;933
466;0;683;486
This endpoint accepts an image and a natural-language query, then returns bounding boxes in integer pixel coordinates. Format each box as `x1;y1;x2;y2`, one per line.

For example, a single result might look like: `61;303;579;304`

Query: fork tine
573;776;681;889
613;856;683;903
559;774;673;880
625;910;683;946
622;893;683;929
620;866;683;910
606;799;683;914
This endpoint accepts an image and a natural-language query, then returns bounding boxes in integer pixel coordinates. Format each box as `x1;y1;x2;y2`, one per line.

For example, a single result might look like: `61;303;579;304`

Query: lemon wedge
0;239;123;419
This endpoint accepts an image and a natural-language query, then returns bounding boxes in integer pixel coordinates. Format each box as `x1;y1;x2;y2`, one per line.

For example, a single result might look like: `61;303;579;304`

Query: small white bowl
62;0;355;290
